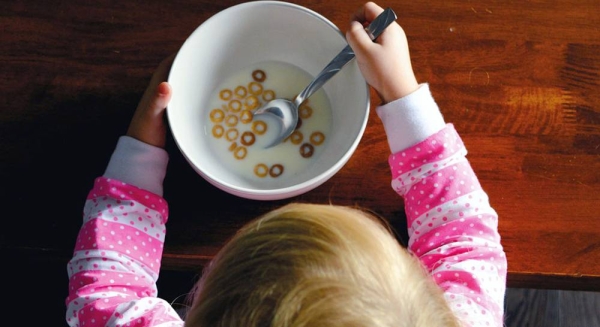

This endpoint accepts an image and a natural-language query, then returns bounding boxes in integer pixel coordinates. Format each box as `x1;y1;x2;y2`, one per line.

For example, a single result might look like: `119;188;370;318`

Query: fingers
127;81;172;148
158;81;171;96
346;2;418;103
346;20;375;56
149;82;172;115
349;2;400;47
351;2;385;25
364;2;385;22
126;55;175;148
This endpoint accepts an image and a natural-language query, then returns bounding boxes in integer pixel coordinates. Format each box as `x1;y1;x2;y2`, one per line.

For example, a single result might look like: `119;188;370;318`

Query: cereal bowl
167;1;370;200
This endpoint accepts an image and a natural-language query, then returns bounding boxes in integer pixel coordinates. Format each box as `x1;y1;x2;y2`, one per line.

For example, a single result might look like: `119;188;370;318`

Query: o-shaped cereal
245;95;259;110
228;99;242;112
252;120;267;135
299;104;313;119
310;131;325;146
210;108;225;123
234;146;247;160
220;89;233;101
225;114;239;127
252;69;266;82
262;90;275;102
212;125;224;138
269;164;284;178
300;143;314;158
234;85;247;98
287;130;303;145
226;128;239;141
241;131;256;146
254;163;268;178
248;81;263;95
240;110;253;124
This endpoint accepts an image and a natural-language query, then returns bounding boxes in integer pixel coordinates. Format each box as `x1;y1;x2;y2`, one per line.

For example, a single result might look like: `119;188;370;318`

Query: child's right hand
346;2;419;103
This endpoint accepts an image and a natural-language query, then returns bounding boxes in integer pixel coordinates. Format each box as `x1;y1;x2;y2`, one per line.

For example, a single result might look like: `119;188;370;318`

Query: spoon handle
363;7;398;41
294;7;397;107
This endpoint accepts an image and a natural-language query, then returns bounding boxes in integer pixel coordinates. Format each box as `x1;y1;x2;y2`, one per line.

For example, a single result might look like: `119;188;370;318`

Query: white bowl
167;1;369;200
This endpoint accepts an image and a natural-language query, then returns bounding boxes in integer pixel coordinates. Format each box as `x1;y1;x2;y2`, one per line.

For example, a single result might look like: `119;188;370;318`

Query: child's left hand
127;55;174;148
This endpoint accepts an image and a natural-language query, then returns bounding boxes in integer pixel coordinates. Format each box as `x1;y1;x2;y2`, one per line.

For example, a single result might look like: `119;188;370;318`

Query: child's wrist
381;75;419;103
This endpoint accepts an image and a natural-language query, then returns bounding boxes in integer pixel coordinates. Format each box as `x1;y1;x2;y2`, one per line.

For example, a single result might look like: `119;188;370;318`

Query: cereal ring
287;130;303;145
300;143;314;158
310;131;325;146
254;163;268;178
225;114;239;127
240;131;256;146
252;69;266;82
212;125;224;138
234;146;247;160
299;104;313;119
252;120;267;135
234;85;247;98
229;142;238;152
295;117;303;130
226;128;239;141
240;110;253;124
269;164;284;178
248;81;263;95
220;89;233;101
244;95;259;110
262;90;275;102
228;99;242;112
209;108;225;123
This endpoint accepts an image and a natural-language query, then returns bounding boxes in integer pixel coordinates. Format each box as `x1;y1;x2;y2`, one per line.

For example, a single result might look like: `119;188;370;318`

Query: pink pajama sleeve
389;124;507;327
66;177;183;327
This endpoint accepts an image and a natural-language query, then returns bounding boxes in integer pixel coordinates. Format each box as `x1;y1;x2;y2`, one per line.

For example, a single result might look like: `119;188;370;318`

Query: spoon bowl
253;7;397;148
254;98;299;147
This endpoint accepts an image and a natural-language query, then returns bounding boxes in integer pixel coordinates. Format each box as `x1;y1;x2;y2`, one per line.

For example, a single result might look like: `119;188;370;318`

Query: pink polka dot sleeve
66;177;183;327
389;124;507;327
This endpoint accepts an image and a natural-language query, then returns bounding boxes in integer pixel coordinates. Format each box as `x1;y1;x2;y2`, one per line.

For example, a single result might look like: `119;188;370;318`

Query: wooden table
2;0;599;293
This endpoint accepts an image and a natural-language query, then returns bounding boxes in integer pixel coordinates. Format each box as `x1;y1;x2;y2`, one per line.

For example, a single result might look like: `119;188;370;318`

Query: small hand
346;2;419;103
127;55;174;148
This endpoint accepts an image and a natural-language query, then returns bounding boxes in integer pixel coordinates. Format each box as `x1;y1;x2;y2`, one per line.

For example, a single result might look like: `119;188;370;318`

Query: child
66;2;507;327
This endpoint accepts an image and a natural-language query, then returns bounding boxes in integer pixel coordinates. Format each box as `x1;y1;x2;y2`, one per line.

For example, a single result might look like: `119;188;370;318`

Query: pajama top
66;84;507;327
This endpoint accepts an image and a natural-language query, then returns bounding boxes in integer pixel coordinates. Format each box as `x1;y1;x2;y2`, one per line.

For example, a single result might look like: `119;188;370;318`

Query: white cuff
103;136;169;196
376;83;446;153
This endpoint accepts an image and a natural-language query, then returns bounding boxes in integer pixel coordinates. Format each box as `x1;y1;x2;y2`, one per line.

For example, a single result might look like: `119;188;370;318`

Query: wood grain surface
2;0;599;291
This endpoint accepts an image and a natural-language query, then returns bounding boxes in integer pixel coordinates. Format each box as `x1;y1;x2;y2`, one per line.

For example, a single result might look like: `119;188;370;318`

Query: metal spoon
253;7;397;148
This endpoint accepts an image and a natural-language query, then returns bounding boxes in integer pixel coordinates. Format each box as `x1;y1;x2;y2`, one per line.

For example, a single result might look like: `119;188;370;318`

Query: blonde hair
184;203;460;327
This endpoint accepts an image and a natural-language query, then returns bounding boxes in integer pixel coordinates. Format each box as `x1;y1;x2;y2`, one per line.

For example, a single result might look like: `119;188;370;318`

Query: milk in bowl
203;60;333;188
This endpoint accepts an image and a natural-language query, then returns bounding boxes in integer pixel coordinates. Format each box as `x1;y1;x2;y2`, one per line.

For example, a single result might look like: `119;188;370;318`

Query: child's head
185;203;459;327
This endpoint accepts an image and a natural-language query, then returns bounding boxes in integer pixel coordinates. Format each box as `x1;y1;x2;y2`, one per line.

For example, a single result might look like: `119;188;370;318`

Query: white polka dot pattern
66;177;183;327
388;124;507;327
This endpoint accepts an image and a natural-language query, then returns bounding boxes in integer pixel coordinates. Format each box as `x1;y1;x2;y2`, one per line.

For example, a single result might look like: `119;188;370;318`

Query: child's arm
66;58;184;327
381;99;507;327
348;3;507;327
